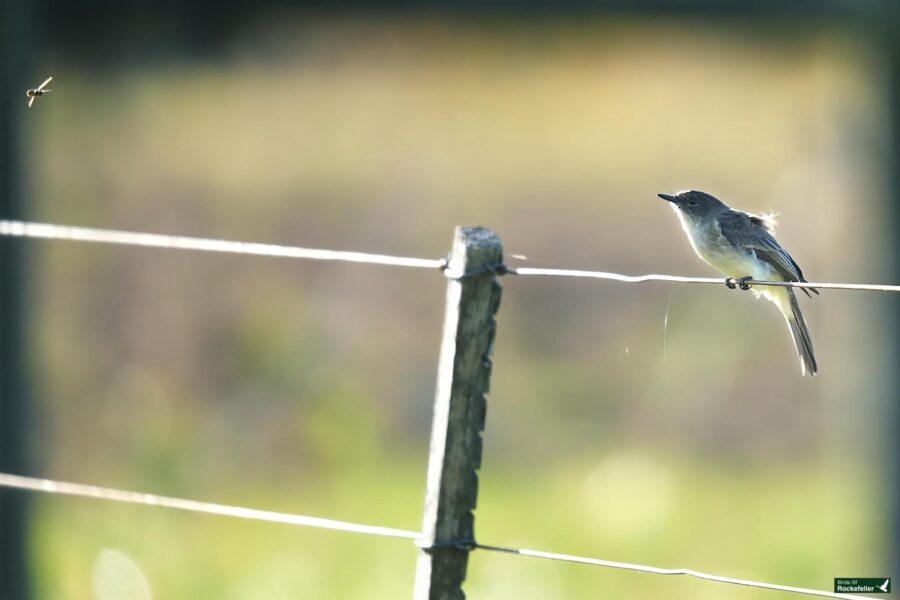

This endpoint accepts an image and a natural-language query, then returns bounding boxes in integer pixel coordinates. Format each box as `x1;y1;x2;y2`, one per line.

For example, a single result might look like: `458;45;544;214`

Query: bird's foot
725;276;753;291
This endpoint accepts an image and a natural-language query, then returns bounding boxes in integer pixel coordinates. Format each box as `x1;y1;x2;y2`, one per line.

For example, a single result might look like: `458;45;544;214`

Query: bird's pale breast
682;216;780;281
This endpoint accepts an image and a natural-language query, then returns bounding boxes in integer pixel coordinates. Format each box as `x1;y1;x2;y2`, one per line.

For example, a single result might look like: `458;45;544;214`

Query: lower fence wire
0;473;418;540
0;473;868;599
473;543;867;599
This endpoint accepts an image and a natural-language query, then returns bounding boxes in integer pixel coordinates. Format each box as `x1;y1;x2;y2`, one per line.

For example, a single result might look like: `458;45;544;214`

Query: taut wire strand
0;220;446;270
508;266;900;293
0;473;419;540
474;543;868;600
1;219;897;292
0;473;869;599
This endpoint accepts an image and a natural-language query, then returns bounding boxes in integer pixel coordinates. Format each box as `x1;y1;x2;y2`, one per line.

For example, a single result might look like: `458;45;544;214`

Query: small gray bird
659;190;818;376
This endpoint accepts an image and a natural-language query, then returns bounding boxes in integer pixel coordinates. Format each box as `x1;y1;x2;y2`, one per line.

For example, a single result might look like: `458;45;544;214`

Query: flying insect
26;76;53;108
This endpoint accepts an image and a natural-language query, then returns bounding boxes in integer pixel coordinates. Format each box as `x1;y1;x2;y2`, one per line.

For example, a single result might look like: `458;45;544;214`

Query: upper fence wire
1;219;899;292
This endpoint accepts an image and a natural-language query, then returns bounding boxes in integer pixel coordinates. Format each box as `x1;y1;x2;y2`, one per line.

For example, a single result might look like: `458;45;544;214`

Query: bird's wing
28;96;35;108
38;76;52;90
718;210;818;296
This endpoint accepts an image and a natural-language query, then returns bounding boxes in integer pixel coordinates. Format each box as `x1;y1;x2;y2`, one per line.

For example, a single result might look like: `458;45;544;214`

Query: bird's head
658;190;727;224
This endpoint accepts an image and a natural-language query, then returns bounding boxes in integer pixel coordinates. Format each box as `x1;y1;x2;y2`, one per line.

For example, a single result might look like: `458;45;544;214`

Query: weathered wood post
414;227;503;600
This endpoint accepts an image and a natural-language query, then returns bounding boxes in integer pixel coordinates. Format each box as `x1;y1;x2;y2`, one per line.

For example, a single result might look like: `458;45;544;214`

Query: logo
834;578;891;594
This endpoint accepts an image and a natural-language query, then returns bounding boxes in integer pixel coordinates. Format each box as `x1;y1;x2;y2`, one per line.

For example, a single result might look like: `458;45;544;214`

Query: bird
659;190;818;376
878;580;890;593
26;76;53;108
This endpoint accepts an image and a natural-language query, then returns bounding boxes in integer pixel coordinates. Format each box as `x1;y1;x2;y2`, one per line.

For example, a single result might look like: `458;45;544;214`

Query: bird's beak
658;193;678;203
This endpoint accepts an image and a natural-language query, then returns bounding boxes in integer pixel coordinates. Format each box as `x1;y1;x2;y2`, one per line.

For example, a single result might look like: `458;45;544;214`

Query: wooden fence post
414;226;503;600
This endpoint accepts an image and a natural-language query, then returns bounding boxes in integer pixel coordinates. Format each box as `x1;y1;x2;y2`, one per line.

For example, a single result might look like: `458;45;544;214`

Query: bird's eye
687;198;698;206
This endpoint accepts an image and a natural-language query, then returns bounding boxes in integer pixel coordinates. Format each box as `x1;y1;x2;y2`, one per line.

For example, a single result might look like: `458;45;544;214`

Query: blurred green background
7;5;898;599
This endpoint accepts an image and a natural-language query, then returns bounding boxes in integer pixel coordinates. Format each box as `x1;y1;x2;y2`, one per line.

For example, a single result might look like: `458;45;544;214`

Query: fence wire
0;220;444;270
0;473;871;600
0;473;418;540
506;266;900;293
2;219;898;292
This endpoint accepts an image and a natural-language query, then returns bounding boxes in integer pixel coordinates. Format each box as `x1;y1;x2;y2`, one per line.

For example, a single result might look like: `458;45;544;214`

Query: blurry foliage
24;14;891;598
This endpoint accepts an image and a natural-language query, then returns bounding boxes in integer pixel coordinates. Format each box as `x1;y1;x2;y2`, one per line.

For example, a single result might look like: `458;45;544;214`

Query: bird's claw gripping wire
725;276;753;291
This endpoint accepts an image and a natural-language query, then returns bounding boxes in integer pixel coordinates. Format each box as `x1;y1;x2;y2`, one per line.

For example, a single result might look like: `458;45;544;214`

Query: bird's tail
780;288;817;376
760;285;817;375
